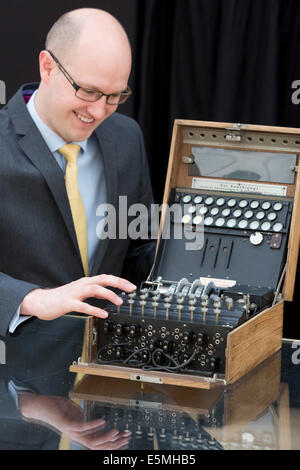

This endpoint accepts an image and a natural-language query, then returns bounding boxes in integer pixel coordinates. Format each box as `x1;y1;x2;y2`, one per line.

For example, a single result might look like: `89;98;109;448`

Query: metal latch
130;400;162;409
131;374;163;384
182;156;195;164
290;165;299;173
225;123;246;143
225;133;242;142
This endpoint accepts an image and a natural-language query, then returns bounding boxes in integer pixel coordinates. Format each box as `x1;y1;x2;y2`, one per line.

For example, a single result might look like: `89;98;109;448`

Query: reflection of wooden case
70;352;288;449
70;120;300;388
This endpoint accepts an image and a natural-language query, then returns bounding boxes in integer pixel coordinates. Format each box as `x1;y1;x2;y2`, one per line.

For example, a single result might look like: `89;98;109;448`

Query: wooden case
70;120;300;389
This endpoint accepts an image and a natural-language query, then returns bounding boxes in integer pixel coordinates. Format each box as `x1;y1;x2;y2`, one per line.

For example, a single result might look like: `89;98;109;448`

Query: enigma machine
70;120;300;389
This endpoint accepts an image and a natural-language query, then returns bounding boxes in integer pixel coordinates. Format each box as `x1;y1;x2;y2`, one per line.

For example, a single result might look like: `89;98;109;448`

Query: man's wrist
20;288;43;317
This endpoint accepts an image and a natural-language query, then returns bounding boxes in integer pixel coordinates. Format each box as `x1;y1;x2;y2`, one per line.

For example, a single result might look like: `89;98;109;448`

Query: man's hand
19;394;131;450
20;274;136;320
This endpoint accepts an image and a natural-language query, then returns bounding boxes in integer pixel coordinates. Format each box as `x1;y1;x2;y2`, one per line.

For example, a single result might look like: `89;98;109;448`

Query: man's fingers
89;274;136;292
92;428;123;445
93;437;130;451
79;284;125;306
69;418;106;433
70;277;136;318
76;301;109;318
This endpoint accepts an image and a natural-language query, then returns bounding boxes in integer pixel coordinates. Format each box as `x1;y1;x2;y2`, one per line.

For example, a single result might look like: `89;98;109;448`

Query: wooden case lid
159;120;300;302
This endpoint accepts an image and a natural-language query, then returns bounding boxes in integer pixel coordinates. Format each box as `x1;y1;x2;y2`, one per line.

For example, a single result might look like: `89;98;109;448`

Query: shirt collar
26;90;88;154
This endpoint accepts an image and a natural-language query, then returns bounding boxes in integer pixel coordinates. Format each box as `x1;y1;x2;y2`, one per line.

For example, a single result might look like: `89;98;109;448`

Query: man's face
39;45;131;143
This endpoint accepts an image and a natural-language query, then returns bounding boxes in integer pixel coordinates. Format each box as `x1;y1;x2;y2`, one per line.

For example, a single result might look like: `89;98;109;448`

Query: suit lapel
90;125;119;276
8;85;82;264
18;130;80;252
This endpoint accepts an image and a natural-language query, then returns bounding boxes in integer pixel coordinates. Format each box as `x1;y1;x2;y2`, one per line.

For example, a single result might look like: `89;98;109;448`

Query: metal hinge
92;327;97;345
72;356;88;366
226;123;247;131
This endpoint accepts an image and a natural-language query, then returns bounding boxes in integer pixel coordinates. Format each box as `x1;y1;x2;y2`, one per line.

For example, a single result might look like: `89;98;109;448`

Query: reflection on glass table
1;331;299;450
69;340;300;450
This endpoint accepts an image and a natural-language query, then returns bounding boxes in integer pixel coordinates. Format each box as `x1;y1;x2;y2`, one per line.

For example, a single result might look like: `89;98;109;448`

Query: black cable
123;347;151;366
143;347;199;373
98;341;199;373
163;348;199;372
98;343;153;368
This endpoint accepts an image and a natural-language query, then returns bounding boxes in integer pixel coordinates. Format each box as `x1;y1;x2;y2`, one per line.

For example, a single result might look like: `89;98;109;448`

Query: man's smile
73;111;95;124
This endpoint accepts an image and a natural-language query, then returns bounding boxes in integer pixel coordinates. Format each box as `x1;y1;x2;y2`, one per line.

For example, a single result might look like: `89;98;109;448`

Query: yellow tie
59;144;89;277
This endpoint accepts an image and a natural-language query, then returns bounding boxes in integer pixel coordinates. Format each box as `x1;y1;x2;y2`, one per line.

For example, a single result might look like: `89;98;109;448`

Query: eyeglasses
47;50;132;105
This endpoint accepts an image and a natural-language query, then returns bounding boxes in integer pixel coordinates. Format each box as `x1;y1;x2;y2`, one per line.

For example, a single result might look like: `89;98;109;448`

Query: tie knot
59;144;81;163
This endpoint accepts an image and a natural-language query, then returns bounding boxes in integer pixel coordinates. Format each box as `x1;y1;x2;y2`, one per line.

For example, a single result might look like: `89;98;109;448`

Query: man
0;8;155;337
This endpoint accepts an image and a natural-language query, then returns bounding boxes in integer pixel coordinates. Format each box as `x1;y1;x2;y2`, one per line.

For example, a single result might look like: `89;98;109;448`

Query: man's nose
86;96;109;120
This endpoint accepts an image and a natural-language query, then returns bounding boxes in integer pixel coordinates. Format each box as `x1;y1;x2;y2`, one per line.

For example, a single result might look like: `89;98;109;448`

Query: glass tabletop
0;315;299;451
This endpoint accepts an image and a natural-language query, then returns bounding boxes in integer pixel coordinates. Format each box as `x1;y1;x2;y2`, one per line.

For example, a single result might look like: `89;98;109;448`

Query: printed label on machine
192;178;287;197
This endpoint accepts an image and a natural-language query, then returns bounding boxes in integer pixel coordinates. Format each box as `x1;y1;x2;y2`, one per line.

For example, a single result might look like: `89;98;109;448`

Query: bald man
0;9;155;336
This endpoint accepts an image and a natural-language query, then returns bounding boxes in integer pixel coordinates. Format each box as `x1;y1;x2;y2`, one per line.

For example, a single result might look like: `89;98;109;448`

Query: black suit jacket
0;83;155;336
0;315;87;449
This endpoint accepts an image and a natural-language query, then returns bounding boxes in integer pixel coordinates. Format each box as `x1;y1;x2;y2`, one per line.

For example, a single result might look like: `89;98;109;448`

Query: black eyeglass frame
47;50;132;105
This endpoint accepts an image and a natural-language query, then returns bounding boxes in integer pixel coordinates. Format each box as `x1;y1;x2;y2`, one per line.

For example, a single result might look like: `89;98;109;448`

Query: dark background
0;0;299;337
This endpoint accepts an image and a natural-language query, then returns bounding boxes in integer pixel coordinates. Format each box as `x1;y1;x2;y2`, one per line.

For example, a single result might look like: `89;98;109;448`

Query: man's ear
39;50;55;84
